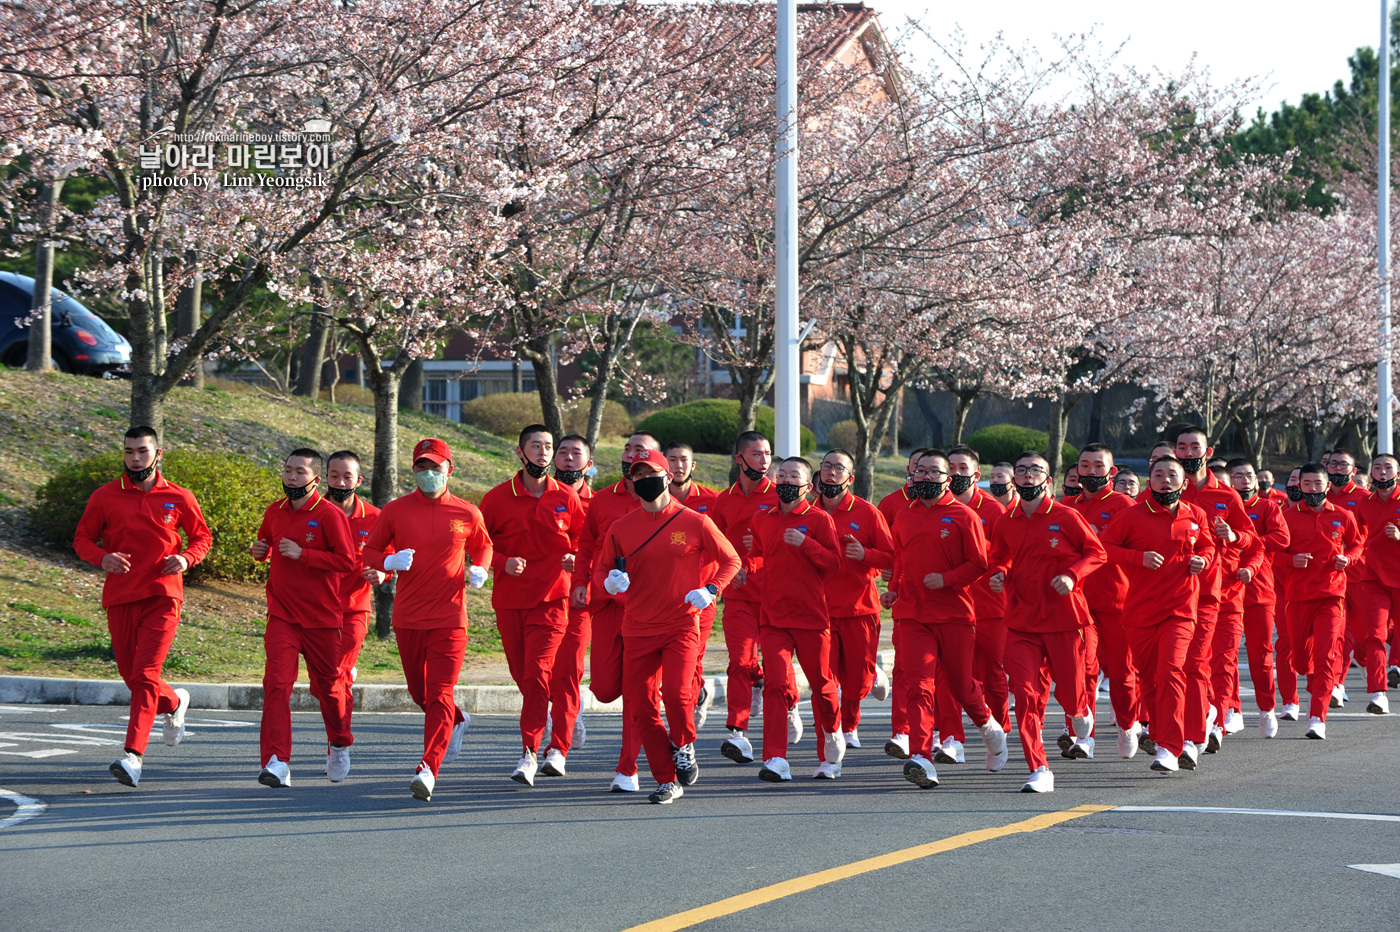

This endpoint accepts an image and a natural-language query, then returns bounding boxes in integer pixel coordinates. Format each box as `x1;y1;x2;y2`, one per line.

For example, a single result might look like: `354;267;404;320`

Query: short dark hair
1080;442;1113;458
287;448;323;474
1224;457;1253;472
1151;454;1185;472
1299;461;1327;480
1330;447;1356;463
630;430;662;448
558;433;590;455
662;440;692;456
918;447;950;466
125;426;158;443
1173;424;1208;444
1373;453;1400;469
822;448;855;469
993;461;1013;470
1114;468;1138;482
328;450;361;470
781;455;814;480
906;447;929;464
734;430;769;453
518;424;552;448
1150;441;1175;454
1014;450;1047;468
948;445;980;466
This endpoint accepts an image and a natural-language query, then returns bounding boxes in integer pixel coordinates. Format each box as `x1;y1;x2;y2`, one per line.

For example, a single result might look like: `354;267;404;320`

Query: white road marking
0;788;45;829
0;731;120;746
0;706;65;714
0;749;75;759
1114;806;1400;823
1349;864;1400;880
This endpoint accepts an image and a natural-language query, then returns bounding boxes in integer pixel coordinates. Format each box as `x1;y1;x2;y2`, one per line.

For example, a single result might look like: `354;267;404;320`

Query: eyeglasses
1013;466;1048;478
911;467;947;479
820;463;851;475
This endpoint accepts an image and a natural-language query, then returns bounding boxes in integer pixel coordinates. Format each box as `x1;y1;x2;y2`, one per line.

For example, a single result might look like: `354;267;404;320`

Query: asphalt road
3;667;1399;932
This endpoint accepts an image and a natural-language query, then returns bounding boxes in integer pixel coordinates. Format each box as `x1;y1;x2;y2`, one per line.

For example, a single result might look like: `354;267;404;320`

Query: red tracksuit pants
692;603;717;699
1003;628;1087;772
546;605;590;756
107;596;183;755
336;611;369;683
760;626;841;762
625;627;701;786
1276;600;1300;706
830;613;880;732
1184;606;1218;744
723;598;763;731
261;616;353;767
1333;590;1361;688
1094;610;1142;730
395;625;468;777
1209;608;1245;723
1350;581;1395;694
935;616;1011;742
497;599;568;753
891;621;910;736
1289;595;1345;722
1238;602;1277;712
589;599;642;777
1125;615;1193;758
903;621;990;760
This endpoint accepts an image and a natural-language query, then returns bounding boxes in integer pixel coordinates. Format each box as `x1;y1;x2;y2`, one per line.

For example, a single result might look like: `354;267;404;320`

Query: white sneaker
350;665;357;683
162;687;190;747
1205;725;1223;754
843;729;861;748
758;757;793;782
1223;709;1245;734
884;733;911;759
695;677;715;729
573;715;587;748
1064;736;1095;760
511;749;538;786
410;766;434;801
609;771;640;793
442;714;470;765
258;755;291;788
823;729;847;764
1367;691;1390;715
749;679;765;720
788;705;803;744
1205;704;1217;734
1071;712;1094;740
812;760;842;779
1331;684;1347;708
540;747;567;777
1117;722;1141;759
327;745;351;783
934;737;965;764
720;729;755;764
871;664;890;701
1020;766;1054;793
1149;747;1180;773
1177;741;1199;771
902;754;939;789
1279;703;1301;721
1305;716;1327;739
109;751;141;787
648;781;684;804
1259;709;1279;738
979;719;1009;772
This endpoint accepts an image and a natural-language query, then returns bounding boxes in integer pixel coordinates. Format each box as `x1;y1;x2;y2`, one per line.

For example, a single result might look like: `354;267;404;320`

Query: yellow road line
621;803;1113;932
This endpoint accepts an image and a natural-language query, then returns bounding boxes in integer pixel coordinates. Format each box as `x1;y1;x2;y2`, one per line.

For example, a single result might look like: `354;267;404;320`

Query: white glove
468;565;488;589
603;569;631;595
383;549;414;572
685;587;716;610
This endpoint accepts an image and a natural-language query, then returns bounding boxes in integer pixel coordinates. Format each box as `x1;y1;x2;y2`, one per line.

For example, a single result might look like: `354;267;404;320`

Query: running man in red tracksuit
1223;459;1290;739
665;440;723;728
1281;462;1363;739
1275;468;1305;721
711;431;781;766
1103;456;1215;774
324;450;389;776
594;450;741;804
1206;477;1267;755
1067;443;1144;758
876;448;927;759
988;450;1106;793
744;457;846;781
1325;449;1366;709
571;430;661;792
479;424;586;786
543;434;594;767
1347;453;1400;715
987;461;1016;508
363;438;493;801
251;449;356;788
74;426;213;788
882;449;1009;790
815;449;894;750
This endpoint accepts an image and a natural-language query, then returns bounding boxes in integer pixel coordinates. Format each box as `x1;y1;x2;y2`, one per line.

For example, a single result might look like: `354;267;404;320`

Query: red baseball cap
412;438;452;466
629;449;668;477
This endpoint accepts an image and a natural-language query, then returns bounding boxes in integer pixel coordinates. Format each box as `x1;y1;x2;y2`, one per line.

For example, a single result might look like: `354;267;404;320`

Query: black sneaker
673;743;699;787
648;782;684;804
1140;734;1158;756
1389;667;1400;690
1056;729;1073;752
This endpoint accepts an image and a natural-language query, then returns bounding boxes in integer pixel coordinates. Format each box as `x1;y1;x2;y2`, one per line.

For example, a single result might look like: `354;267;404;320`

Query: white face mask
416;469;448;495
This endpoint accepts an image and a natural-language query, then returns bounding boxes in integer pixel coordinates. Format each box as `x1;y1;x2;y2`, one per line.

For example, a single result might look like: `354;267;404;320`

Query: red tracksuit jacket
962;488;1009;621
1068;485;1136;615
593;501;740;638
1239;493;1290;608
362;490;493;629
255;493;356;629
673;481;720;520
711;478;780;603
1356;486;1400;589
888;491;987;625
743;499;840;629
573;480;639;607
73;472;213;608
478;472;585;610
988;495;1106;633
1180;472;1255;614
877;485;914;531
338;497;386;617
1280;501;1363;602
818;490;894;617
1102;499;1214;627
1328;481;1368;587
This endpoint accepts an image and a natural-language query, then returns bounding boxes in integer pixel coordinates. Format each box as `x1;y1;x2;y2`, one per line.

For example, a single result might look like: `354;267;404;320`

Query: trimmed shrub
33;451;282;582
824;419;891;454
635;400;815;455
962;424;1077;470
458;392;633;439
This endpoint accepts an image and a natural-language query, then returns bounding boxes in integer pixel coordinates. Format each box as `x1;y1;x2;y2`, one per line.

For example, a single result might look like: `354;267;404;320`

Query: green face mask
415;469;448;495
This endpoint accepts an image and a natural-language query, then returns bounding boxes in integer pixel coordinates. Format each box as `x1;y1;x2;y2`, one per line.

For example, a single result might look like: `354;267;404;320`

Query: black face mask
1151;488;1182;507
818;480;847;499
1327;472;1352;489
775;482;807;504
1286;486;1304;502
556;468;585;485
1178;456;1205;475
1302;491;1327;508
521;458;548;480
126;464;155;483
1079;474;1110;493
948;475;976;495
284;480;314;501
326;486;356;503
988;482;1010;498
632;475;667;502
1373;476;1397;491
737;453;767;483
910;479;946;500
1235;487;1255;502
1015;481;1046;502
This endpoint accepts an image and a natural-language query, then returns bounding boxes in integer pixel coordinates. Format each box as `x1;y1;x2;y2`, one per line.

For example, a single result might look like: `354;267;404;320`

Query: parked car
0;272;131;376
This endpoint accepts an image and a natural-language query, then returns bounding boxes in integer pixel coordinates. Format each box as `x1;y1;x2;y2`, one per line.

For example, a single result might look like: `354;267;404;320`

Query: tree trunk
912;387;945;448
521;337;564;437
294;282;330;397
734;371;762;435
1086;389;1104;445
1047;394;1068;479
366;359;402;639
951;391;976;446
399;357;424;413
174;250;203;390
26;177;64;372
150;252;167;372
